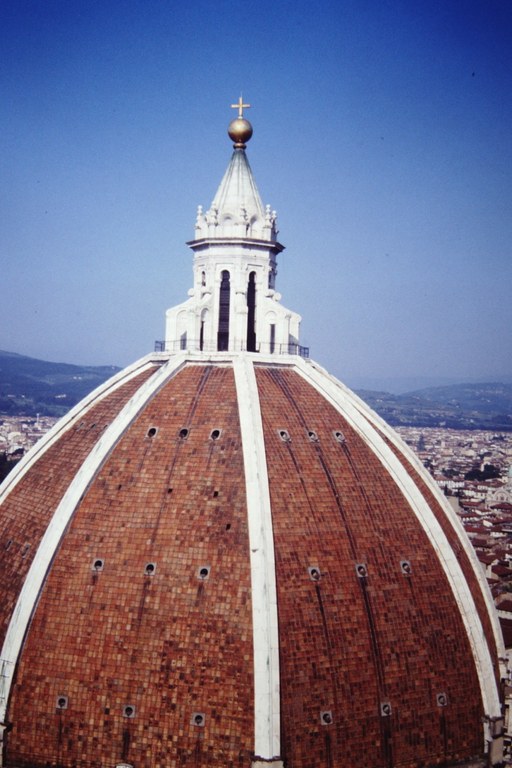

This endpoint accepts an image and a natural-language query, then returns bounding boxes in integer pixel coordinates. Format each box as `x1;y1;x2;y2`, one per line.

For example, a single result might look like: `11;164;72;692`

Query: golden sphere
228;117;253;147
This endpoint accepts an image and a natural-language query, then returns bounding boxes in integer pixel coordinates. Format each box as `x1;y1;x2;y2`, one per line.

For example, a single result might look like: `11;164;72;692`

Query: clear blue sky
2;0;511;391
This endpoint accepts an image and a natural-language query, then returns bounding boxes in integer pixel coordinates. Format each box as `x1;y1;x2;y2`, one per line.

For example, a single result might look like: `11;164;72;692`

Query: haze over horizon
2;0;511;390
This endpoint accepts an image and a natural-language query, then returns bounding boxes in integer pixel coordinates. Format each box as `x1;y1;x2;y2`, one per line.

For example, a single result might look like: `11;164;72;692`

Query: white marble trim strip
294;357;501;725
233;356;281;760
0;354;189;726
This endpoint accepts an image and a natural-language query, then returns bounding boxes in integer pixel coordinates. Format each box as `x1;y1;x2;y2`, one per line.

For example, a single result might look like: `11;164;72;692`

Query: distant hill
0;350;121;416
357;382;512;431
0;350;511;430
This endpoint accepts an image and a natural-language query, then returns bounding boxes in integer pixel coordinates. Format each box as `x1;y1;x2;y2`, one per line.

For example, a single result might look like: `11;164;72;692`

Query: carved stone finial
228;96;253;148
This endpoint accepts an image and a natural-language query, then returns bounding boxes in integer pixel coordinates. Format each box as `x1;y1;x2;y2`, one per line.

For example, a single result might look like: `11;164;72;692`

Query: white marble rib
233;355;281;761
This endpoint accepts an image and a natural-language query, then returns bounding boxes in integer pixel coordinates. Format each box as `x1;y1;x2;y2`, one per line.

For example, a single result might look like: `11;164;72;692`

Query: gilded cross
231;96;251;118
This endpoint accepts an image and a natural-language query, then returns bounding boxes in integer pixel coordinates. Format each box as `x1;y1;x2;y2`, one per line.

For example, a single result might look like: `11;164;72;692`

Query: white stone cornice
187;237;285;254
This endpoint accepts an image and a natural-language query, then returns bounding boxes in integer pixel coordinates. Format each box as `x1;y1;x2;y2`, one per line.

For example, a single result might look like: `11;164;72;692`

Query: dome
0;105;508;768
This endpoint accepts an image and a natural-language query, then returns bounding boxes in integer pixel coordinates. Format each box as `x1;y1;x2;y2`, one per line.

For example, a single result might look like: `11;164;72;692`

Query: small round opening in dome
56;695;68;710
436;693;448;707
308;567;321;582
192;712;205;727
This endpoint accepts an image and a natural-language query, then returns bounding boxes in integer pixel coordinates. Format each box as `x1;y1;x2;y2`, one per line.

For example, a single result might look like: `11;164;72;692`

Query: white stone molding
233;356;281;761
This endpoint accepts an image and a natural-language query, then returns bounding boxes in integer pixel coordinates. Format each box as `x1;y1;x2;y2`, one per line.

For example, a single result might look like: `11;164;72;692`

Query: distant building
488;466;512;507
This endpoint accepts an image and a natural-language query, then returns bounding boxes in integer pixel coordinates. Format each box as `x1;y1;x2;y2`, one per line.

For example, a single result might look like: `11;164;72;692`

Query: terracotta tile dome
0;105;507;768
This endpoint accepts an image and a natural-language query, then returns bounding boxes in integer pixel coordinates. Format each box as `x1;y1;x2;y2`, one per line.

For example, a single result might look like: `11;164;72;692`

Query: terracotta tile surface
256;366;485;768
6;365;253;768
0;366;159;647
1;361;499;768
377;426;500;676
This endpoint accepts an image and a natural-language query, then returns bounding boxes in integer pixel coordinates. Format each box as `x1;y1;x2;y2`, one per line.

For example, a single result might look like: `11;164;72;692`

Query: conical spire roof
192;102;278;243
211;148;265;225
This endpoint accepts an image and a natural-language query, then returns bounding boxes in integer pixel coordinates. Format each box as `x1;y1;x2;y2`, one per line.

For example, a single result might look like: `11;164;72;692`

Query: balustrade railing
154;339;309;358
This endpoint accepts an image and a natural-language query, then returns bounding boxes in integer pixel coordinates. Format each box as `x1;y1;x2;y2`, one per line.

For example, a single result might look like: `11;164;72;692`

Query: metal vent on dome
123;704;136;718
320;710;333;725
56;695;68;710
307;429;319;442
436;692;449;707
400;560;412;576
178;427;189;439
355;563;368;578
198;565;210;580
147;426;158;438
333;430;346;444
191;712;205;727
308;566;321;581
210;428;222;440
380;702;392;717
92;558;104;572
144;562;156;576
278;429;291;442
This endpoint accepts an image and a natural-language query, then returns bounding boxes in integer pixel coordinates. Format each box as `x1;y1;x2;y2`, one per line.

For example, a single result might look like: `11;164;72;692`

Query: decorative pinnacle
230;96;251;118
